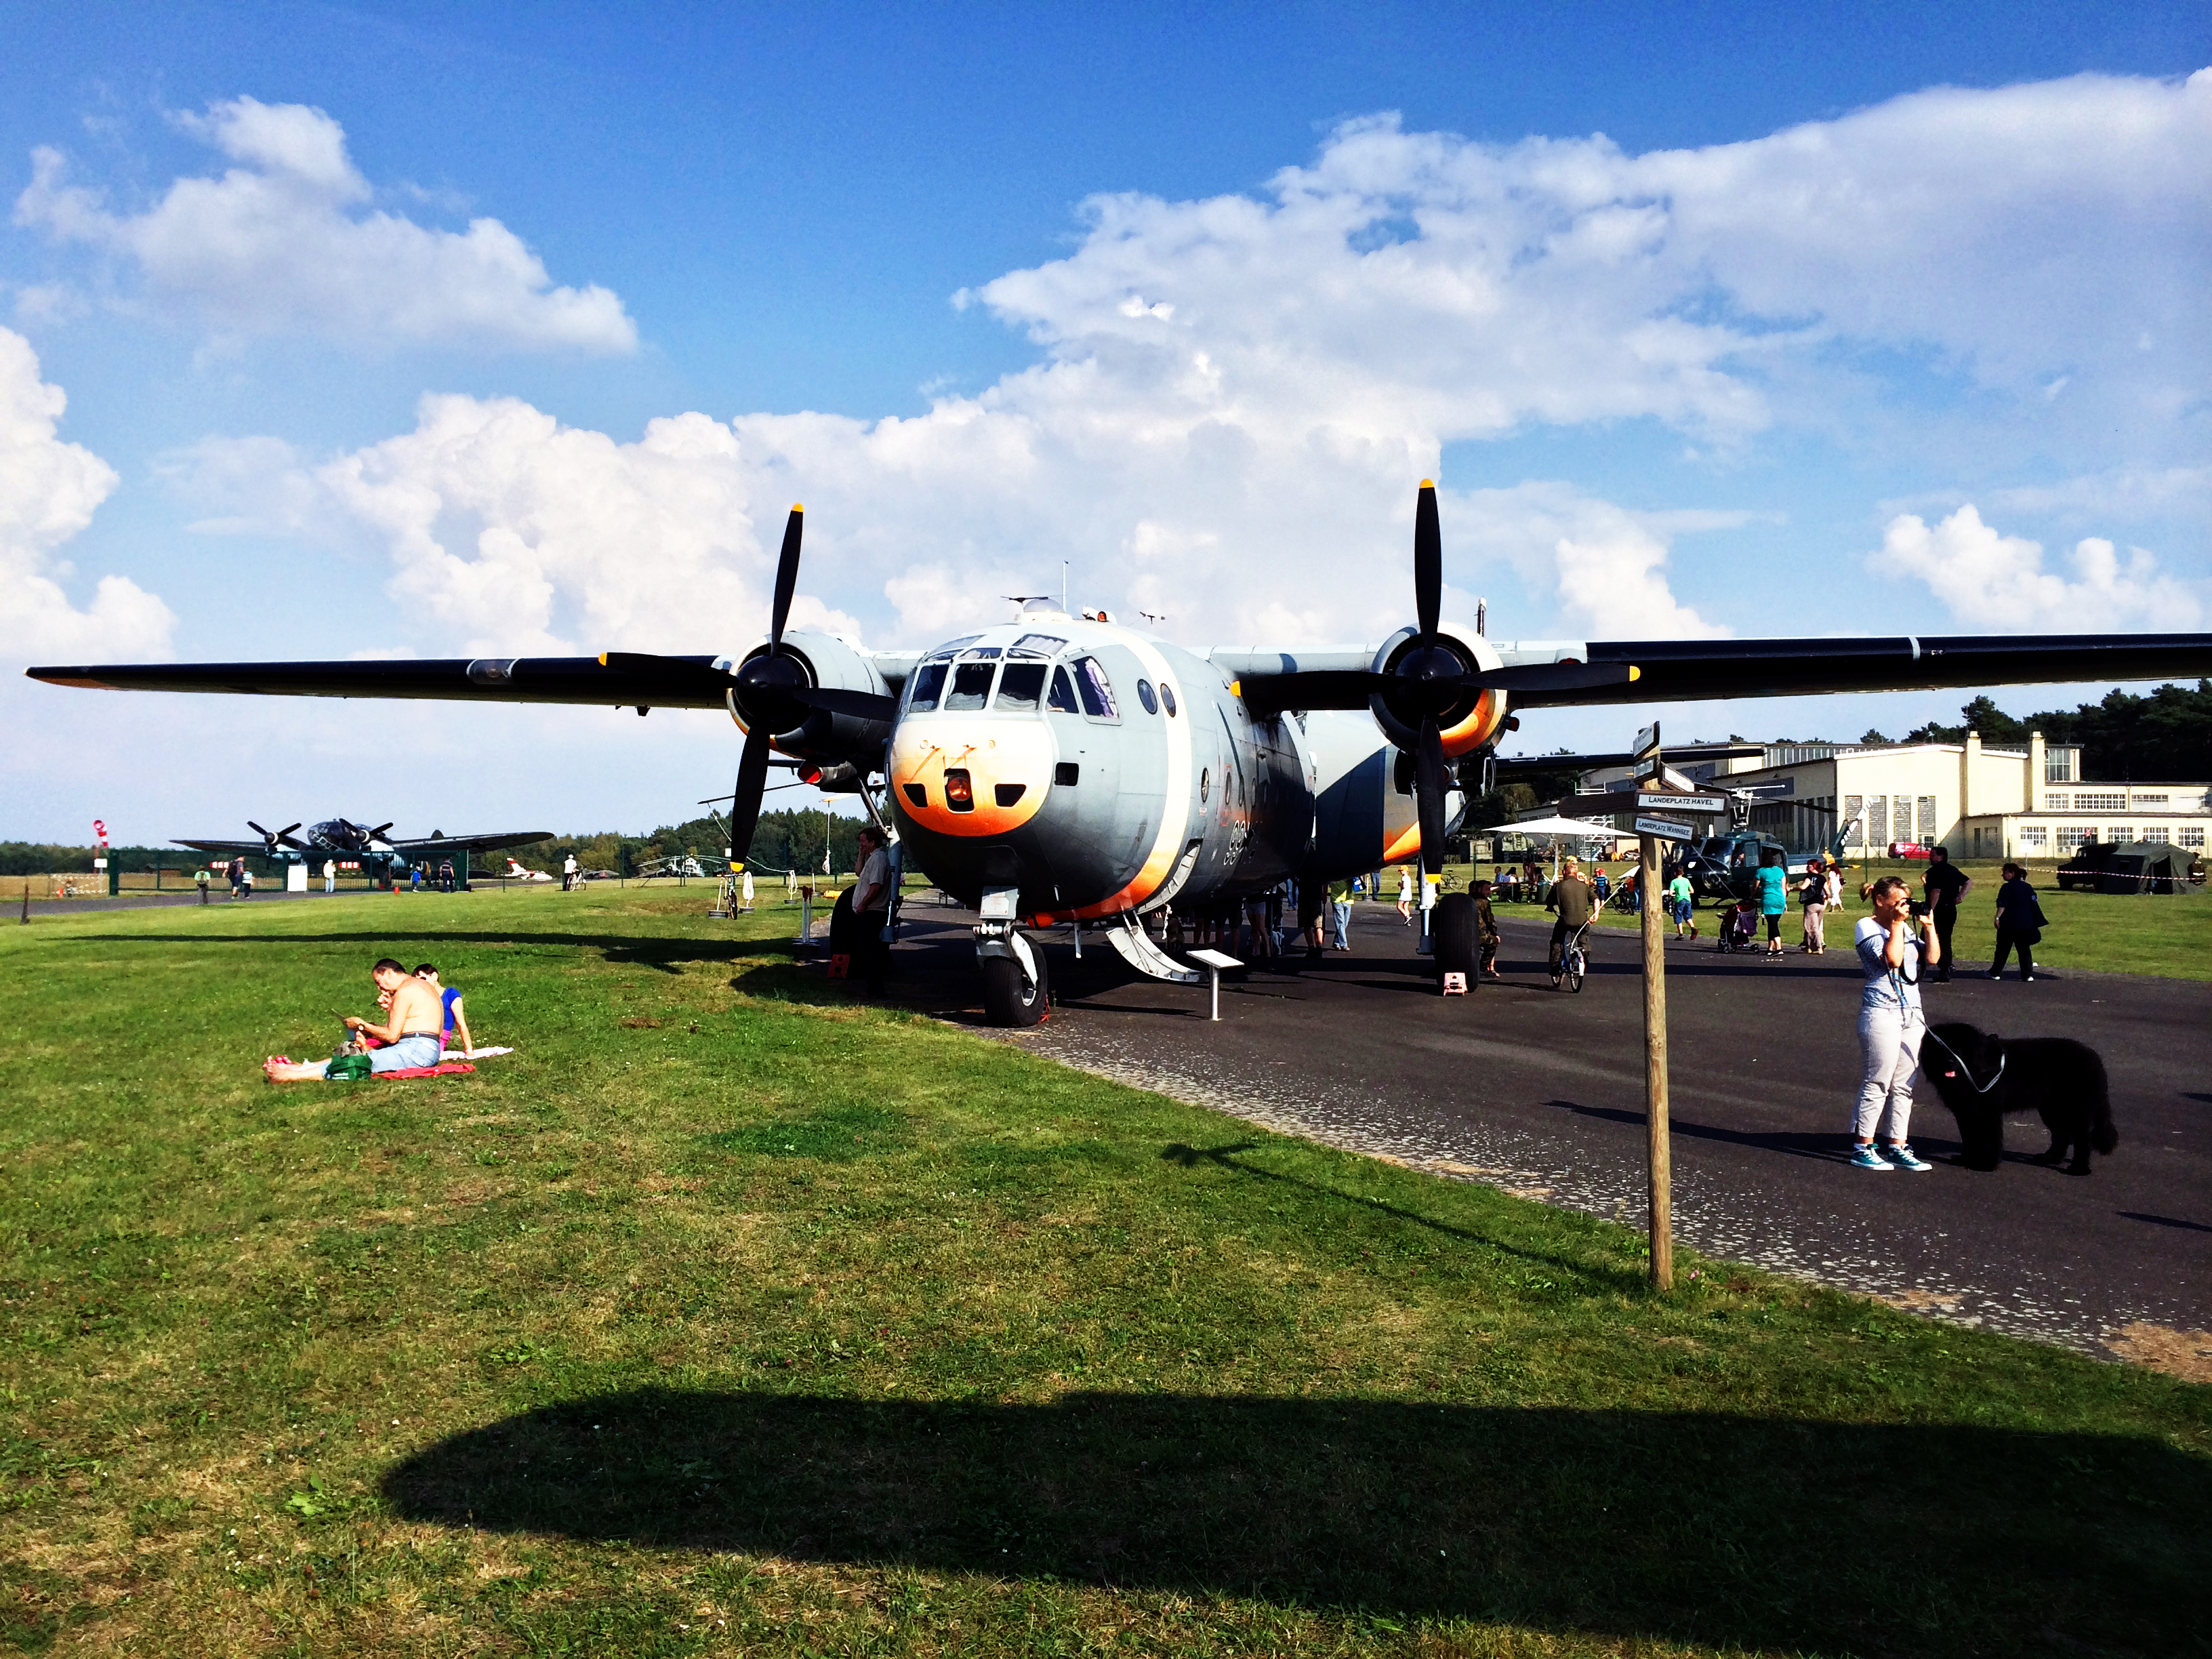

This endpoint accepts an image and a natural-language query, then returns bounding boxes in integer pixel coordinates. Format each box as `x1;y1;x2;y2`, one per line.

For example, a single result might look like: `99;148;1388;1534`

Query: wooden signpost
1633;724;1674;1290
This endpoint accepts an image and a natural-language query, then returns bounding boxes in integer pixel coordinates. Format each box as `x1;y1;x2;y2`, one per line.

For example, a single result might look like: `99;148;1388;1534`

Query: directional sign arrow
1635;815;1695;841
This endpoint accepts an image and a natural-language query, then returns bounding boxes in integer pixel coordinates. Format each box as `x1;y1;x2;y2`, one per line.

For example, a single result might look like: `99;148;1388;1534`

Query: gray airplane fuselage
741;613;1478;921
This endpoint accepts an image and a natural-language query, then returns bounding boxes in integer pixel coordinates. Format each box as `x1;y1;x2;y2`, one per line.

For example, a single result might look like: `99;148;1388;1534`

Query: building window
2182;827;2206;848
2057;827;2093;849
2109;827;2133;844
2076;792;2123;811
2045;752;2073;783
1917;796;1936;842
1844;794;1864;844
2020;825;2048;849
1868;796;1887;847
2134;793;2167;805
2144;827;2170;843
2043;794;2068;809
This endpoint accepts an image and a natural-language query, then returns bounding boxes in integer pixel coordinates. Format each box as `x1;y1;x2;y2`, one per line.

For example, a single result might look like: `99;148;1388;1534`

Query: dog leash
1923;1029;2007;1094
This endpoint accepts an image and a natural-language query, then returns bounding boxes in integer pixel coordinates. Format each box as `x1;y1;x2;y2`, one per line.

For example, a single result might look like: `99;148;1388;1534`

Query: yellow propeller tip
792;502;804;513
1629;665;1641;681
597;652;609;666
1419;478;1434;489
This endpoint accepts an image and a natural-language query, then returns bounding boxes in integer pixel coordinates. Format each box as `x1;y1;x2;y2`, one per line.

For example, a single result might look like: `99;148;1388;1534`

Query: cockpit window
906;661;948;712
1047;667;1079;714
935;636;981;654
945;661;996;711
962;645;1002;661
1012;633;1067;656
1071;656;1118;719
996;662;1047;712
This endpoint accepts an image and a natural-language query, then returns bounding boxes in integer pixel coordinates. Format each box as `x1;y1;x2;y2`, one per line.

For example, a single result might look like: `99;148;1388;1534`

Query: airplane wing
386;832;556;856
1507;633;2212;707
172;838;276;855
27;655;733;708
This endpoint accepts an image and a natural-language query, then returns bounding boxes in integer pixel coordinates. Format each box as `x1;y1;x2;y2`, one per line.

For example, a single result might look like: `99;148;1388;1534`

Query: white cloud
178;394;859;655
1868;504;2202;630
15;98;636;352
0;327;172;663
165;70;2209;662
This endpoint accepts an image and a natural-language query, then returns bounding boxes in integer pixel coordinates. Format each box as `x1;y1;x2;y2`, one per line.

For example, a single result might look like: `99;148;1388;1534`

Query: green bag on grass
327;1052;373;1081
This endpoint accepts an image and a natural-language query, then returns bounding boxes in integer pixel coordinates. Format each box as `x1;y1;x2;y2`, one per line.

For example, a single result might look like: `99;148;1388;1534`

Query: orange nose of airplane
889;721;1054;836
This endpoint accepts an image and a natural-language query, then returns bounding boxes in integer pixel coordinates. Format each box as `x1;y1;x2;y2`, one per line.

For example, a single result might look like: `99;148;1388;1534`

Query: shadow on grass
1162;1141;1629;1286
70;930;794;975
384;1389;2209;1655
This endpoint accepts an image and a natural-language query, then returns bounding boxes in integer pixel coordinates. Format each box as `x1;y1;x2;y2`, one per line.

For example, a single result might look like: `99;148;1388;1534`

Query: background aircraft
36;485;2212;1021
175;817;552;888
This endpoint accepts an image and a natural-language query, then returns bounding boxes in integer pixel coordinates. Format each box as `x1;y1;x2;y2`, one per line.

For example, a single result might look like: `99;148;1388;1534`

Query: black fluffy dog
1920;1022;2117;1175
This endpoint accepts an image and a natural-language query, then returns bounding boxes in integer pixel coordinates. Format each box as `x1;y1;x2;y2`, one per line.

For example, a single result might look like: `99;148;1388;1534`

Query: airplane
174;817;552;888
34;483;2212;1022
500;857;558;882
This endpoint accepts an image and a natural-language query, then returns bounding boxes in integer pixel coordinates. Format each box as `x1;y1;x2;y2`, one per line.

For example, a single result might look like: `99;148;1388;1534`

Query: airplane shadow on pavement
383;1387;2207;1656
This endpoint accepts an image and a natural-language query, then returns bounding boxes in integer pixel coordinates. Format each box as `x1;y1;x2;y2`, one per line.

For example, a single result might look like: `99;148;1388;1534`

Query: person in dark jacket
1989;861;2044;982
1922;846;1971;983
1473;879;1501;979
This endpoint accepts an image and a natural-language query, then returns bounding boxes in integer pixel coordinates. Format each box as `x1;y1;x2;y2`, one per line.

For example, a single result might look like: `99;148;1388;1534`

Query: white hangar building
1593;733;2211;861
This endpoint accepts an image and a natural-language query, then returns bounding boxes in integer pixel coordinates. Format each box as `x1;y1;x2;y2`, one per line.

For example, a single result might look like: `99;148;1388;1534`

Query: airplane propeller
1245;482;1641;874
249;819;306;851
593;507;900;868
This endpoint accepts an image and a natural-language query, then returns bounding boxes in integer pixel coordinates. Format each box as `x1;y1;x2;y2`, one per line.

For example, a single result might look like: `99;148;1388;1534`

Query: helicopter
35;483;2212;1023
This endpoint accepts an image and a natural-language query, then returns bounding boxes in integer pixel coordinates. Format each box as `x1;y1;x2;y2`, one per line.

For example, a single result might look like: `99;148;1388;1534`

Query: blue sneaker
1849;1144;1893;1170
1885;1144;1933;1172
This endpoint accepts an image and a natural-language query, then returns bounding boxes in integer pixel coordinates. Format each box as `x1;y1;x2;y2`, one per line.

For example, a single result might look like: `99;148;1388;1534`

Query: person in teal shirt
1666;869;1697;941
1751;850;1789;957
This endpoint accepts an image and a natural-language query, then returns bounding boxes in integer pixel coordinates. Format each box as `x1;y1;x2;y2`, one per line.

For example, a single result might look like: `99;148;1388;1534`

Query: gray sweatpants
1854;1004;1923;1143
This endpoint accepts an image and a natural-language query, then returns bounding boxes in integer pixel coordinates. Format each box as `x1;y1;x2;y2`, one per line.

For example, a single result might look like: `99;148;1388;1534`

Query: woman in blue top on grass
413;963;473;1055
1752;849;1790;957
1849;874;1941;1171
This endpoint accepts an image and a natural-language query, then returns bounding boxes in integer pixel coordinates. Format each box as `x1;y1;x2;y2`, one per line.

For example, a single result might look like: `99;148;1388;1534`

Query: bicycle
1555;921;1591;993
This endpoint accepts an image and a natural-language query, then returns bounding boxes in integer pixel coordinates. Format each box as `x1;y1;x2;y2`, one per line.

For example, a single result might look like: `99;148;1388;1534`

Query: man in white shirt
851;825;894;995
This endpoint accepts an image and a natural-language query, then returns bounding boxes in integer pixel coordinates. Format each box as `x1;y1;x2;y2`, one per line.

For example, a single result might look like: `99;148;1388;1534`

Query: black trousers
1990;926;2034;978
853;912;890;992
1931;903;1959;979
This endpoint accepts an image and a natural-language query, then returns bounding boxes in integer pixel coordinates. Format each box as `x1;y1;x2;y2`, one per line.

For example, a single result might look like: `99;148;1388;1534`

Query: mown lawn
1;888;2207;1656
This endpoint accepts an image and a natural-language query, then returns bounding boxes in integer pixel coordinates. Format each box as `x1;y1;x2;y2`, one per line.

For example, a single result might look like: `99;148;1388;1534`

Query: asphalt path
882;900;2211;1364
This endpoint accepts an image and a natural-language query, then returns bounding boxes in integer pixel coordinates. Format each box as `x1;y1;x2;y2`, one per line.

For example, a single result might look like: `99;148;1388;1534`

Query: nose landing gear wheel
1431;891;1479;991
982;947;1050;1027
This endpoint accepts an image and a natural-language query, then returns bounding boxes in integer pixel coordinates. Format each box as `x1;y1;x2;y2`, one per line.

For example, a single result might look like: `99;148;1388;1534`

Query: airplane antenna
1476;598;1487;637
1062;560;1069;614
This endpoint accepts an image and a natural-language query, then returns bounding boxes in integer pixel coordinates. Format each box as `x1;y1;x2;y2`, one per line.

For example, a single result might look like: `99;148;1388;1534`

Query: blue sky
2;3;2206;842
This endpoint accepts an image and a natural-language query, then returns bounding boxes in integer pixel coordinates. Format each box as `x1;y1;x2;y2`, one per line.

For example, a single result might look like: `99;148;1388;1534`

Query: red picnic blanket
376;1061;476;1079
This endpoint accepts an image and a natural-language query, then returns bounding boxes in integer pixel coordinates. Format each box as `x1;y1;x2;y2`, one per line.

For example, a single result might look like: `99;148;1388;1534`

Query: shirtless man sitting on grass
265;958;447;1082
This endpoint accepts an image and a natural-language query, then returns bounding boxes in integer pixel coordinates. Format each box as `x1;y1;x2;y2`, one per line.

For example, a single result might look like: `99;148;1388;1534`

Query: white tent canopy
1493;814;1629;881
1498;815;1621;840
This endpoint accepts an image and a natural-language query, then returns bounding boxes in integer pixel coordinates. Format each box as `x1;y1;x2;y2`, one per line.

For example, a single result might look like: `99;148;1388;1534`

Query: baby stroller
1717;899;1759;953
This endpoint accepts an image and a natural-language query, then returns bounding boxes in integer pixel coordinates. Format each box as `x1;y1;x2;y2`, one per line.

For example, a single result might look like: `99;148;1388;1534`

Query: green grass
1465;857;2212;979
1;889;2207;1657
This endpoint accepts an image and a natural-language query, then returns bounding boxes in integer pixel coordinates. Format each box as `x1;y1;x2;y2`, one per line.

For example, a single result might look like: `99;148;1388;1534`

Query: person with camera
1849;875;1940;1170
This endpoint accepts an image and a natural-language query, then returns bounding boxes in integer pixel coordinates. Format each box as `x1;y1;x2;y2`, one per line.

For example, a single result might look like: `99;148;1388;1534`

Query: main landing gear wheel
982;947;1050;1027
1431;892;1479;989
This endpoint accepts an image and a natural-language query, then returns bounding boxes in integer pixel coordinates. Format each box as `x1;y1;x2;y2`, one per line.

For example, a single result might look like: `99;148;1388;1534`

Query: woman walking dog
1850;875;1941;1171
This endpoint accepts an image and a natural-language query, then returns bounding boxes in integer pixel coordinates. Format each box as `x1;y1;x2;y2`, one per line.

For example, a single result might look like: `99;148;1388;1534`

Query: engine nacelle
726;629;895;766
1366;624;1511;758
